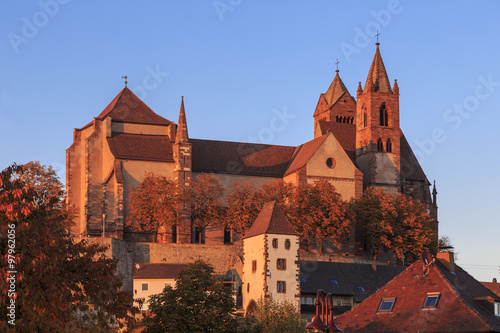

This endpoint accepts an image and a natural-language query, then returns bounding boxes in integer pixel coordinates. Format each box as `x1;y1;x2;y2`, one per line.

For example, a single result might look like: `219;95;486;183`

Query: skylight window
377;297;396;312
300;278;306;283
356;287;365;292
329;279;338;285
423;293;441;308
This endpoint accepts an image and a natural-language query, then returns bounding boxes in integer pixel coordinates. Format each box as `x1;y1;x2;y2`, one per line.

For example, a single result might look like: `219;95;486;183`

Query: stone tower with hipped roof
356;42;401;193
242;201;300;314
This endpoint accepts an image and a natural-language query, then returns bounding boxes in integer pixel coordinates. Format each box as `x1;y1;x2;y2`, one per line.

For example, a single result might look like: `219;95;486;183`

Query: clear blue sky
1;1;499;282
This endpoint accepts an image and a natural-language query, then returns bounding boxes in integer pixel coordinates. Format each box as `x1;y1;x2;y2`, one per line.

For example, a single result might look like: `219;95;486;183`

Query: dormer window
378;297;396;312
423;293;441;308
495;302;499;316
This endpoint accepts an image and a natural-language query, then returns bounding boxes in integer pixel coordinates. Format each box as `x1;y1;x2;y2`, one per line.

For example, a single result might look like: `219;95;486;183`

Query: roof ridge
434;261;500;330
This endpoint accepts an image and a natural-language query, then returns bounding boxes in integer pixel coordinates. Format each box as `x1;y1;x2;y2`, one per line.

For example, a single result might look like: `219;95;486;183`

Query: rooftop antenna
122;75;128;87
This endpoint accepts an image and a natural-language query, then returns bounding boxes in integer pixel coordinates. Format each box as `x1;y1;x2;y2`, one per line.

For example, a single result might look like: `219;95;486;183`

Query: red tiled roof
97;87;172;125
133;263;189;279
284;135;329;176
335;259;500;332
107;133;174;162
191;139;296;177
482;281;500;297
243;201;298;239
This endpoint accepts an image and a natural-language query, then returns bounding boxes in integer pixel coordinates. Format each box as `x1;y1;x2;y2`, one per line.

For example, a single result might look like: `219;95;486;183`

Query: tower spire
364;43;392;93
175;96;189;143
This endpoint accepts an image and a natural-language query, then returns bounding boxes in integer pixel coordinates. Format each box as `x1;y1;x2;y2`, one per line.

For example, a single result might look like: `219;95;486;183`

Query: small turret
393;79;399;95
357;82;363;97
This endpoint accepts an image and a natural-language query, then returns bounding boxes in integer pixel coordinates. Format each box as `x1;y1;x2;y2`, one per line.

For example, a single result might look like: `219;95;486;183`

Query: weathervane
376;30;380;44
335;58;340;72
122;75;128;87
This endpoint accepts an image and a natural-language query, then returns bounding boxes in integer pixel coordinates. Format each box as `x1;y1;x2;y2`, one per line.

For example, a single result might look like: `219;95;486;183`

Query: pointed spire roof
324;70;352;106
243;201;299;239
175;96;189;143
364;43;392;94
97;87;172;125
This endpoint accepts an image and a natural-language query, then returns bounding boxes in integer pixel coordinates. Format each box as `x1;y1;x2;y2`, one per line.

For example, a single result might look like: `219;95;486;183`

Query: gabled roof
317;121;356;161
284;134;329;177
191;139;296;177
335;259;500;332
243;201;298;239
97;87;172;125
107;133;174;162
364;44;392;94
300;261;406;303
133;263;189;280
324;71;354;107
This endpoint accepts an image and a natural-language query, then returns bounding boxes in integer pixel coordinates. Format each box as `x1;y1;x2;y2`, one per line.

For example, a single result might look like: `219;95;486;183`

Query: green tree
127;172;179;242
239;297;306;333
143;260;237;332
0;162;138;332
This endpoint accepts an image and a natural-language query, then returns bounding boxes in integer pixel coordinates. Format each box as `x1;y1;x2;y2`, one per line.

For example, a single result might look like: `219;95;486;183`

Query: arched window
336;115;340;122
377;138;383;152
379;103;388;127
386;138;392;153
363;112;367;127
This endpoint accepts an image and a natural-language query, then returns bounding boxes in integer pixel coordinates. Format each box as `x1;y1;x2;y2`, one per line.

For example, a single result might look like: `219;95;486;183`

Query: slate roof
335;259;500;332
243;201;299;239
97;87;172;125
133;263;189;280
107;133;174;162
400;133;430;183
364;44;392;94
191;139;296;177
299;261;406;303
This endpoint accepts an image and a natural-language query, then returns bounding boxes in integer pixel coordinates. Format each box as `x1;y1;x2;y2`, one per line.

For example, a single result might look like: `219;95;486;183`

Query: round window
326;157;336;169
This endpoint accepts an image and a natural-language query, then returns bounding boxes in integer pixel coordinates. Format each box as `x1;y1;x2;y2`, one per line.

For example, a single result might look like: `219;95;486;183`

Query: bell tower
355;43;401;193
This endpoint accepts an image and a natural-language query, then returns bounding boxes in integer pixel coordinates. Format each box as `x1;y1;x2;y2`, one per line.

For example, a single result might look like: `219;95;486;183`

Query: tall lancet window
379;102;388;126
377;138;383;152
386;138;392;153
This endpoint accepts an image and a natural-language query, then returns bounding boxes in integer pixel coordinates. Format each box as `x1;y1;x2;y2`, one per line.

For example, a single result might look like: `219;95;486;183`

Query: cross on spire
376;30;380;44
122;75;128;87
335;59;340;72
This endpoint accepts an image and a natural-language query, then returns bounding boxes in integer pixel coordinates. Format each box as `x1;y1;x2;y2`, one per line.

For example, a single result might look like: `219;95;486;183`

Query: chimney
493;278;498;283
436;251;455;273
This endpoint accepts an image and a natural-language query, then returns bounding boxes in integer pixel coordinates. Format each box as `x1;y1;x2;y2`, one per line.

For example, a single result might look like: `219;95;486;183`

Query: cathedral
66;42;438;249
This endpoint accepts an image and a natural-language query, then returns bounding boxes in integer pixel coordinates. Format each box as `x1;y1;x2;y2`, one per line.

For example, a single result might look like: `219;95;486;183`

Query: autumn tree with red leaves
127;172;179;242
0;162;138;332
349;187;435;260
190;174;225;242
289;179;351;252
